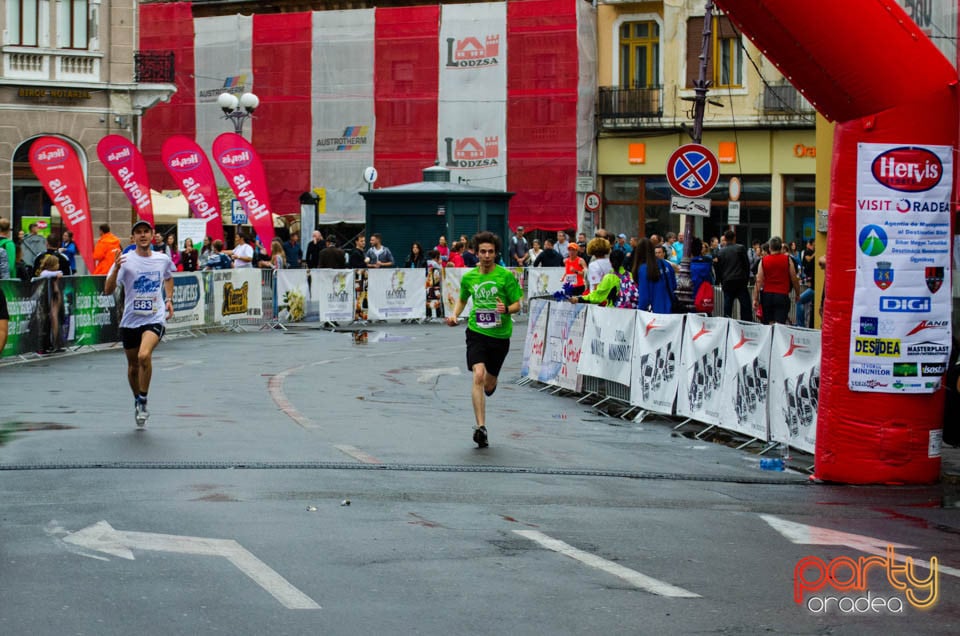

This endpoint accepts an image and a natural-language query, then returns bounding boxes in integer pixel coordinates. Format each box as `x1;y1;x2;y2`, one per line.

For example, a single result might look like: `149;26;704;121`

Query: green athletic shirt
459;265;523;339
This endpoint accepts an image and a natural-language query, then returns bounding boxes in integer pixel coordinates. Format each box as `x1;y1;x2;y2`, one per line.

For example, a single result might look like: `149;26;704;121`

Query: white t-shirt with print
110;250;175;328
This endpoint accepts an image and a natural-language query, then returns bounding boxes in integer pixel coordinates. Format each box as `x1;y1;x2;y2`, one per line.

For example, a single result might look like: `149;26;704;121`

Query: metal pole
676;0;715;311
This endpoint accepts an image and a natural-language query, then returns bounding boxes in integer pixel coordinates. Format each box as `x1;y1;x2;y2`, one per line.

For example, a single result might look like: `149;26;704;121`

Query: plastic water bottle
760;457;785;471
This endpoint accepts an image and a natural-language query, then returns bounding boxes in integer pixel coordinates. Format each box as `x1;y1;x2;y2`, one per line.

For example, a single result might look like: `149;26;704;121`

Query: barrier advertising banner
167;273;205;329
442;267;472;317
312;269;356;322
850;143;953;393
275;269;314;323
161;136;224;242
211;269;261;322
0;280;41;357
97;134;154;226
676;316;729;426
577;305;636;386
520;298;549;379
63;276;122;348
630;312;684;413
719;320;773;440
367;268;426;320
538;301;586;391
28;137;94;271
769;325;821;454
212;133;276;249
526;267;566;302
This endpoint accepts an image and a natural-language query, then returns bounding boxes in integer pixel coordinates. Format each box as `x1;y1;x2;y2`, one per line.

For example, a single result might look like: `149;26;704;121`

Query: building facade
0;0;174;269
595;0;816;247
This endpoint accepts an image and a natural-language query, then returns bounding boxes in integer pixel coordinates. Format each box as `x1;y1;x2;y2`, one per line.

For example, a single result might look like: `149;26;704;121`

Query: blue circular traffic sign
666;144;719;198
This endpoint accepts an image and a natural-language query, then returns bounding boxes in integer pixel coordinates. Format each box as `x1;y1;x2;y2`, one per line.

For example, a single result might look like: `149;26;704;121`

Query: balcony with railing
597;86;663;129
761;81;816;122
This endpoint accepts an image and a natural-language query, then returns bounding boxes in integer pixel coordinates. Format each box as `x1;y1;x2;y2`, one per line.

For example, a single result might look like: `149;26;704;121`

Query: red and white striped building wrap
138;1;596;231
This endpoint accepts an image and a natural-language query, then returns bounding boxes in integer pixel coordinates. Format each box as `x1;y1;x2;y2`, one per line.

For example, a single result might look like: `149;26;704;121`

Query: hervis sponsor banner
676;316;729;426
212;133;276;249
521;298;549;379
0;279;42;357
851;143;953;393
719;321;773;441
166;273;205;329
526;267;566;300
577;305;636;387
630;312;684;413
538;301;586;391
97;135;154;227
161;136;224;242
768;325;820;454
442;267;473;317
367;268;426;321
311;269;356;323
276;269;314;323
212;269;262;322
28;137;95;271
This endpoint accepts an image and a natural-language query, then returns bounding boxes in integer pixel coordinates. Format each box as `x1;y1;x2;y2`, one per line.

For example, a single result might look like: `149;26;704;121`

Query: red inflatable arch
715;0;958;483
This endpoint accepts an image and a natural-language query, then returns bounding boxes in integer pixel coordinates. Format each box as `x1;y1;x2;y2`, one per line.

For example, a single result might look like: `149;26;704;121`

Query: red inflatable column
815;88;956;484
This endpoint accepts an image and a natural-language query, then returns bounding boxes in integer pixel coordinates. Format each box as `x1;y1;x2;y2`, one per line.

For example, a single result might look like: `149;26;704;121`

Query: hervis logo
218;148;252;168
104;145;132;166
34;144;68;165
168;150;202;172
444;136;499;169
445;35;500;68
871;146;942;192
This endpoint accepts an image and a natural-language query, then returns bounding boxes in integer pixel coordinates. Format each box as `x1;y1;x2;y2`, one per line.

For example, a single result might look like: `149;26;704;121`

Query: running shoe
473;426;488;448
135;399;149;428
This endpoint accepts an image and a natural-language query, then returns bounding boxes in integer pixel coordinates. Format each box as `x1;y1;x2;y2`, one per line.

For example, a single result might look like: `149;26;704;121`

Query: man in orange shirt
93;223;121;275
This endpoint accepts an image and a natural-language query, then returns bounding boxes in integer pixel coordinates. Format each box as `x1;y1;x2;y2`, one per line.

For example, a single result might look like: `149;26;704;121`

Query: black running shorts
120;324;166;350
465;328;511;377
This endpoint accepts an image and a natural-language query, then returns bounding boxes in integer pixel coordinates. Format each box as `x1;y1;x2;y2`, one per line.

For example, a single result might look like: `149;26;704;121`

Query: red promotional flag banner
28;136;95;270
97;134;154;226
212;133;275;248
160;135;224;242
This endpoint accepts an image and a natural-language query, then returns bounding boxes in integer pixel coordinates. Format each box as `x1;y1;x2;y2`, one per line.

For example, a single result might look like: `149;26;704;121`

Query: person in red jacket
753;236;800;325
93;223;122;275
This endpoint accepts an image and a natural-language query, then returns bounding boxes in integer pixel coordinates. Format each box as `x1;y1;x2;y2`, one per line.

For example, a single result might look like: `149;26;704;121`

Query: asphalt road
1;323;958;635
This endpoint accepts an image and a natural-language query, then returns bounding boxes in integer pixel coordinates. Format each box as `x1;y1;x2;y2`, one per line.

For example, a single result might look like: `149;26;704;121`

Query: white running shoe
135;400;149;428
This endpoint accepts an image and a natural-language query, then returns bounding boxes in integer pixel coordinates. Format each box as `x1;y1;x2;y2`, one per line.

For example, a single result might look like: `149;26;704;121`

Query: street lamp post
217;92;260;135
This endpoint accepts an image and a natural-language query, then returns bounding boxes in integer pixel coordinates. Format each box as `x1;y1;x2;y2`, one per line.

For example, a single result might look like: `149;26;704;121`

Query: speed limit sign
584;192;601;212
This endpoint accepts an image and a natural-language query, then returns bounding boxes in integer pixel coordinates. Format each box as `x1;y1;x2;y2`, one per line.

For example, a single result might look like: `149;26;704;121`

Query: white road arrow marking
760;514;960;579
63;521;320;609
514;530;700;598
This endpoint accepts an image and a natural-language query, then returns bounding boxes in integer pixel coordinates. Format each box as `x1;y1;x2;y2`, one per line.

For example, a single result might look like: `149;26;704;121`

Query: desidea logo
794;546;939;614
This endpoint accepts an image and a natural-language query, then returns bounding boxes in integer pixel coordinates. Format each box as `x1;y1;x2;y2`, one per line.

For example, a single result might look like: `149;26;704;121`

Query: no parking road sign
666;144;719;198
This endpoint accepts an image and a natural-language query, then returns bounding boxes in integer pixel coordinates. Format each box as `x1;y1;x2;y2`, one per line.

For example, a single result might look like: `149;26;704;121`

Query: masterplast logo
795;546;938;614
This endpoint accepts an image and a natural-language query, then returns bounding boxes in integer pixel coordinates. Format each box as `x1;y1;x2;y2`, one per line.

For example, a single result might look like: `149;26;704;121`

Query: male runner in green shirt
447;231;522;447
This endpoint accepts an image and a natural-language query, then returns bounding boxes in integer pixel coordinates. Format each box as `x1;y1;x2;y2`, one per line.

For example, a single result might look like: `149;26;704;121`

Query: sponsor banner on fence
312;269;356;322
442;267;472;317
521;298;549;378
0;280;41;357
65;275;121;347
526;267;566;301
276;269;314;323
768;325;820;454
631;312;684;413
367;268;427;320
676;316;729;426
212;268;261;322
167;273;205;329
719;321;772;441
538;301;586;391
850;143;953;393
577;305;636;386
